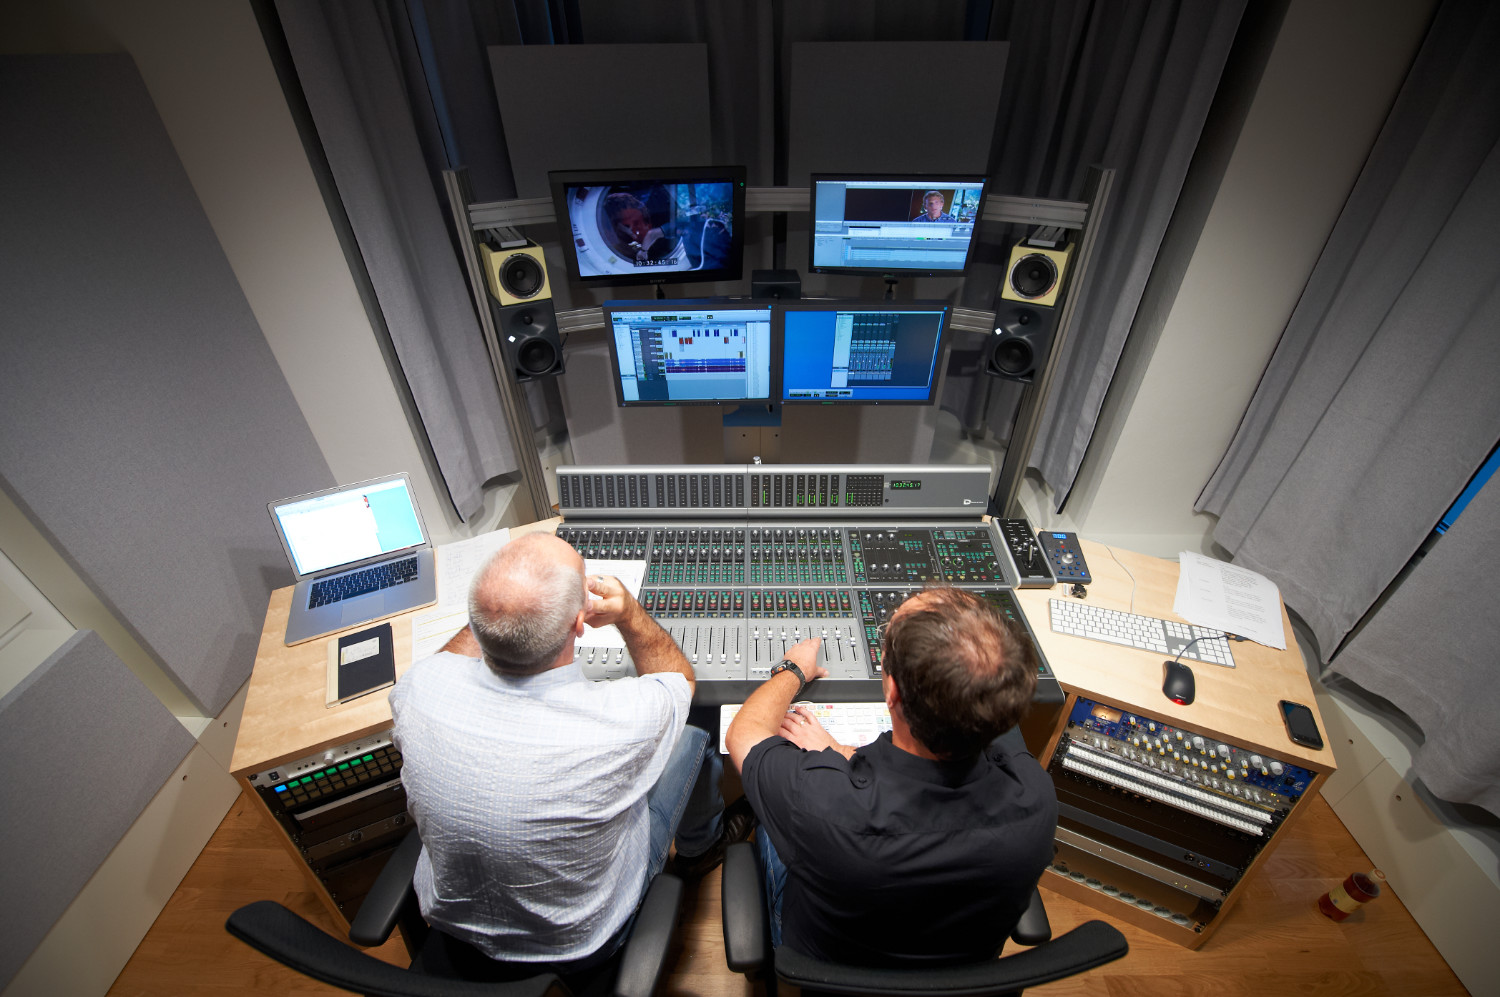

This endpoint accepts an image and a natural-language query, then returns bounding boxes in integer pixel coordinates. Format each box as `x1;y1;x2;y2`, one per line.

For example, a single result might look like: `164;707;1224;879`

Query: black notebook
325;622;396;706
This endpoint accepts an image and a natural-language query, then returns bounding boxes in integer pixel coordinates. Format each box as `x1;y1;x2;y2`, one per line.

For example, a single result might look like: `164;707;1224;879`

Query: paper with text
578;559;649;648
1173;551;1287;650
409;529;512;664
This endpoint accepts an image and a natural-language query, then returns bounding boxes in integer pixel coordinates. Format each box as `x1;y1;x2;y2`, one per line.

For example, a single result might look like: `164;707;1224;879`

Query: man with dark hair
726;586;1056;966
912;189;956;222
390;533;752;972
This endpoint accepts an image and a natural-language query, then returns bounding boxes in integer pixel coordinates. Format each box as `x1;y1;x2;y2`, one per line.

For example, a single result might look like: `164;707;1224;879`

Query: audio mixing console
556;464;1064;710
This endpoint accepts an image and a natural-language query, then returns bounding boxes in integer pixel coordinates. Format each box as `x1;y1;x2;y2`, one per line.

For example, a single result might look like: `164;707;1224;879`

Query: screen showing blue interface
274;478;424;575
608;305;773;403
782;307;947;403
811;178;986;273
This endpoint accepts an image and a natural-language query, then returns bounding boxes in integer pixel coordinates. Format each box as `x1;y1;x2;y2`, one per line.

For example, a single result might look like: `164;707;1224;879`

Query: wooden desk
1017;539;1335;947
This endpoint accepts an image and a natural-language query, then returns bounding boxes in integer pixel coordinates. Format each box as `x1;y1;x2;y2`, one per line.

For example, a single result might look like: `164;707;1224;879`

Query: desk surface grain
230;518;562;776
1015;539;1335;772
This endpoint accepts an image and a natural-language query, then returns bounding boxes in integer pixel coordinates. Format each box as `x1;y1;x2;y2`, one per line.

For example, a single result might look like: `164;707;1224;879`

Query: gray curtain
276;1;518;523
985;0;1249;507
1196;0;1500;811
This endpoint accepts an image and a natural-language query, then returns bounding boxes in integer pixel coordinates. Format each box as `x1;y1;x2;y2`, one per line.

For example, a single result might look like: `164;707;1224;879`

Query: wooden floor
108;790;1468;996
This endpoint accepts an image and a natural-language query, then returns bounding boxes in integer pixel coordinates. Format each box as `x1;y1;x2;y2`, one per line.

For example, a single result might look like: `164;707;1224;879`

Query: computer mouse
1163;660;1195;706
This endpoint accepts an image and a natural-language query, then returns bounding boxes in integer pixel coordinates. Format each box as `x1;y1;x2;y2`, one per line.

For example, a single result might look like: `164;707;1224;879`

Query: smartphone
1279;700;1323;749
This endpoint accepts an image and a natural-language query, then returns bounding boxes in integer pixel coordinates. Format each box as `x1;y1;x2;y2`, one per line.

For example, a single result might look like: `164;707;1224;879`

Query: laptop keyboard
309;557;420;608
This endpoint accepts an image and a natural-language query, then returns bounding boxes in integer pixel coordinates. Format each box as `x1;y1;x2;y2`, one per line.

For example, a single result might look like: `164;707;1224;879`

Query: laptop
269;473;438;645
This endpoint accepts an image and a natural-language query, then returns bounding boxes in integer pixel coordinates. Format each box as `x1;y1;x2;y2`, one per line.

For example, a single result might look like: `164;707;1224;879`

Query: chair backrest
225;900;570;997
771;919;1128;997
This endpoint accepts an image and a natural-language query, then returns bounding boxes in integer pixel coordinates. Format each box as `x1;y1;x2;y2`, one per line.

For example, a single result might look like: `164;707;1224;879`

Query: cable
1101;543;1137;615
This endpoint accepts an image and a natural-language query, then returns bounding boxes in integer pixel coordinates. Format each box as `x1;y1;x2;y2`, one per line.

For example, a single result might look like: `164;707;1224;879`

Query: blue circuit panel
1066;698;1314;803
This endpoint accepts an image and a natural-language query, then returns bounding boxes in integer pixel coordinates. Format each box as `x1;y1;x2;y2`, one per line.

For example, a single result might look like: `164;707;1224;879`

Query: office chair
720;841;1127;996
226;828;683;997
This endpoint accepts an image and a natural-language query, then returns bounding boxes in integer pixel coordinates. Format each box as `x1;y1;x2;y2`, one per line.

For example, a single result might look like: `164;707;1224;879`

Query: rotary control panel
1056;698;1313;823
555;521;1054;693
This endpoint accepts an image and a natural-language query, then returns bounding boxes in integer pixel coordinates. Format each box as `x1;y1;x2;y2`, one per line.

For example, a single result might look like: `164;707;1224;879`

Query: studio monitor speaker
480;241;551;306
493;299;564;382
1000;239;1072;309
984;300;1059;384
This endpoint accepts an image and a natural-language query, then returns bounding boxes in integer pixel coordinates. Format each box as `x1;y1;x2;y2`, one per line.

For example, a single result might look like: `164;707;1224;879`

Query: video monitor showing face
781;303;949;404
604;301;773;405
550;167;746;286
810;175;987;276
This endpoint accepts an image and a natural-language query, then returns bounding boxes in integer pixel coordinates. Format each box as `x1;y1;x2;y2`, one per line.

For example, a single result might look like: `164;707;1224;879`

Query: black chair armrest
720;841;767;975
613;871;684;997
1009;888;1051;947
350;826;424;947
772;920;1128;997
227;900;567;997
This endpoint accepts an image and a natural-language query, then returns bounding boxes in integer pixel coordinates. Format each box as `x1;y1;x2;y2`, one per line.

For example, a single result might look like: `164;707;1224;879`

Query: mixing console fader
555;464;1065;710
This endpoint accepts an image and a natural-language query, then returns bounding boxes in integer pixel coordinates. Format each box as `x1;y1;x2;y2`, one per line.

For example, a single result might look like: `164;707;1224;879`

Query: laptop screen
272;477;425;576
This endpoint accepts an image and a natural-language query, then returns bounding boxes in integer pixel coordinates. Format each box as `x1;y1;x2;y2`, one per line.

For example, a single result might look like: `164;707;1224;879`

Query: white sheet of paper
577;559;649;649
409;529;512;665
340;636;381;665
1173;551;1287;650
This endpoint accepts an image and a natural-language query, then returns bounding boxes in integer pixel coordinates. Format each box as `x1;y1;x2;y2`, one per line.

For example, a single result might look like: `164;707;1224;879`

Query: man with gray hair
389;532;749;973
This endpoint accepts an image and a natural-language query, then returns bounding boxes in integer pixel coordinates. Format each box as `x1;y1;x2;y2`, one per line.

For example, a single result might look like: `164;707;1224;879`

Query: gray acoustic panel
489;44;712;198
0;55;334;715
0;630;196;989
787;41;1007;182
786;41;1007;302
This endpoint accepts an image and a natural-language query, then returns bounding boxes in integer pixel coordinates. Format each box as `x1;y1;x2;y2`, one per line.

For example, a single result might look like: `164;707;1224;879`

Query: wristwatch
767;659;807;695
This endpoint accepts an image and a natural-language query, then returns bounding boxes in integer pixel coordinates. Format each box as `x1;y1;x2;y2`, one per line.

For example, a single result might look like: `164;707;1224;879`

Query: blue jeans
584;725;721;968
646;725;723;872
758;830;790;948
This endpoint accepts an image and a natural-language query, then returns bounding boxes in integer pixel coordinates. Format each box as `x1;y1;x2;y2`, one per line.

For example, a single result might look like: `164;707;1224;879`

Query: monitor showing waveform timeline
604;301;774;406
781;301;949;404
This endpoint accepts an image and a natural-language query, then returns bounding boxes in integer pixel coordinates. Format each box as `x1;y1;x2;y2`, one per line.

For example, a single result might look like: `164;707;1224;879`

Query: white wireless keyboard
1049;599;1236;667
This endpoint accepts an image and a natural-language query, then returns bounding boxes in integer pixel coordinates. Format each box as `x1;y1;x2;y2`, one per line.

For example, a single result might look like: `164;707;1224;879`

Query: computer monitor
780;301;950;404
809;174;987;276
549;166;747;287
603;300;774;406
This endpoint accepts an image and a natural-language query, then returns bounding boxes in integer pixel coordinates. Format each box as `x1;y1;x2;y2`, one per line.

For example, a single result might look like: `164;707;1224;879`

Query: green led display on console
889;480;922;489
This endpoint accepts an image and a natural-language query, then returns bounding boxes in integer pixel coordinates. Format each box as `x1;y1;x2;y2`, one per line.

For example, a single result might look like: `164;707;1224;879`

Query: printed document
1173;551;1287;650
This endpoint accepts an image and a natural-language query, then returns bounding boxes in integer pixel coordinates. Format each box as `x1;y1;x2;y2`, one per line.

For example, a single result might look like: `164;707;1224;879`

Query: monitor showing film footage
549;166;747;287
603;300;773;406
781;301;949;404
809;174;987;276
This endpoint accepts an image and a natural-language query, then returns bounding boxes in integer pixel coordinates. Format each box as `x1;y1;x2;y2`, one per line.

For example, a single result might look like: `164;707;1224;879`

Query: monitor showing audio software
781;302;949;404
550;166;746;287
809;174;987;276
604;300;774;405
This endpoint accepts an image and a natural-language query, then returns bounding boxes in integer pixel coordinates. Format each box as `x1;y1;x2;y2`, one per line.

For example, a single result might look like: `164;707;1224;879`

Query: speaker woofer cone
1009;253;1059;299
991;339;1033;376
516;337;560;375
499;254;545;298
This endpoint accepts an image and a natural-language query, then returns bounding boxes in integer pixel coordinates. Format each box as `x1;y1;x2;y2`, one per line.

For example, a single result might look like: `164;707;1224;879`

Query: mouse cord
1101;543;1137;615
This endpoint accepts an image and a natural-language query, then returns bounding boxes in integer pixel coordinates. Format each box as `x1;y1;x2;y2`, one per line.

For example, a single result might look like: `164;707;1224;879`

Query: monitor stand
724;403;781;463
883;276;899;301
